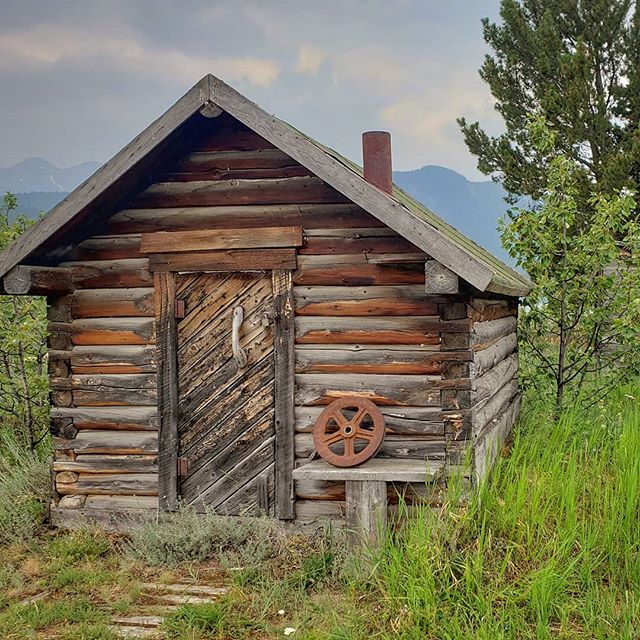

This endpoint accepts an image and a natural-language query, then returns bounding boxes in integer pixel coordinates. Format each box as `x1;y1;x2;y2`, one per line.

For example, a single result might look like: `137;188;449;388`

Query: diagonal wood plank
176;272;276;515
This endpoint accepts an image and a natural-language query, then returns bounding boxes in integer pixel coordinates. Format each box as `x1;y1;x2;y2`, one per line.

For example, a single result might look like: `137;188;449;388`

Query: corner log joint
4;265;73;295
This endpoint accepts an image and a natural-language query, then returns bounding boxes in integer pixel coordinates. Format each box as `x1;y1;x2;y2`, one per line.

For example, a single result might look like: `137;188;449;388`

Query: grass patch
47;527;111;563
162;600;260;638
370;383;640;639
0;428;49;546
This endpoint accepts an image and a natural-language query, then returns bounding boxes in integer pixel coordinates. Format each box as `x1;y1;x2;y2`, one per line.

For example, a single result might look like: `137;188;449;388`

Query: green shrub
124;503;286;567
0;428;49;545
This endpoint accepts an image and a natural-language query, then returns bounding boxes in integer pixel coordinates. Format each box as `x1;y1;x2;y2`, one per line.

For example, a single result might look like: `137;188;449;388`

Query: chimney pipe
362;131;392;194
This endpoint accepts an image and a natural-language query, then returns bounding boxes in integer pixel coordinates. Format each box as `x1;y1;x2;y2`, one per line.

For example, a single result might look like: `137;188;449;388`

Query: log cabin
0;75;531;537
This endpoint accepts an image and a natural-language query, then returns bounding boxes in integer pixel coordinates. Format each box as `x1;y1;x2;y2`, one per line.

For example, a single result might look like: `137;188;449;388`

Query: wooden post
345;480;387;546
272;270;295;520
154;272;179;511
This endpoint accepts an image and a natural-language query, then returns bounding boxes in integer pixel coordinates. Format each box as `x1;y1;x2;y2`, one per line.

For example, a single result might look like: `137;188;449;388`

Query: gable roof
0;74;532;296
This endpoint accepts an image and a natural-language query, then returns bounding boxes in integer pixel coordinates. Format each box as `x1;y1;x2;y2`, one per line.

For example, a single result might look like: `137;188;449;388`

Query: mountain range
1;158;514;264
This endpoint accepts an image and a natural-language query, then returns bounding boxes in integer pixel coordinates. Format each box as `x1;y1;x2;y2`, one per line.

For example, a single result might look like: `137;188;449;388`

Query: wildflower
284;628;296;636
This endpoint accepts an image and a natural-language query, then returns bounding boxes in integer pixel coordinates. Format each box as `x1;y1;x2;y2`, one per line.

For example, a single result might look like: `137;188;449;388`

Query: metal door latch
177;457;190;477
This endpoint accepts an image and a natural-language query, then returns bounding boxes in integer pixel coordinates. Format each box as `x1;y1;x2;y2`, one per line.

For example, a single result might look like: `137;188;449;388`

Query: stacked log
48;256;158;517
467;299;520;483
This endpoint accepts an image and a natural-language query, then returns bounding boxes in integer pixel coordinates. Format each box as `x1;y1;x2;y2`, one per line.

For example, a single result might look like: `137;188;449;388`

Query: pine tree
458;0;640;209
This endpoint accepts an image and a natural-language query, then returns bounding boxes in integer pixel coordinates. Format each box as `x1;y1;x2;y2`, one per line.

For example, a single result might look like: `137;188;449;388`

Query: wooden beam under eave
425;260;459;294
3;265;73;295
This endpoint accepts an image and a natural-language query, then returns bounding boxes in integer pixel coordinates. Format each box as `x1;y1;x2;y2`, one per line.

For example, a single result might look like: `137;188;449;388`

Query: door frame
153;268;295;519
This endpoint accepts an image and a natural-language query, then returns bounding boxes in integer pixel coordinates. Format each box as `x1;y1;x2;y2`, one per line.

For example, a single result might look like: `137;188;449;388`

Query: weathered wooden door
175;272;276;515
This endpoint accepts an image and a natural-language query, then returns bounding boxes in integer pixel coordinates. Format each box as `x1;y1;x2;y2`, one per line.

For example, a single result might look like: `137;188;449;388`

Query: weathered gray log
366;253;425;264
56;472;158;496
295;373;449;407
294;500;345;521
471;317;517;350
4;265;73;295
295;316;467;345
474;393;521;483
468;298;518;322
471;333;517;378
140;226;302;253
53;430;158;454
294;344;464;375
72;288;154;318
70;318;155;345
53;455;156;474
70;344;157;374
62;258;152;289
131;176;348;208
294;433;447;460
471;354;518;405
108;203;368;233
473;378;519;435
71;235;143;261
295;478;346;501
425;260;459;294
293;284;439;317
50;374;156;390
51;406;157;430
295;405;446;436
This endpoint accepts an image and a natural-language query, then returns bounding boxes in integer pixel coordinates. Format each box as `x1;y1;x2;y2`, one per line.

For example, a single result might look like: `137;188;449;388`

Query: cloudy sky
0;0;502;178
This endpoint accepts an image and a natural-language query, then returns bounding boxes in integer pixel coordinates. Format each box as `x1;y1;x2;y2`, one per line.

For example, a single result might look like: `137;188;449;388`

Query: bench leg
345;480;387;546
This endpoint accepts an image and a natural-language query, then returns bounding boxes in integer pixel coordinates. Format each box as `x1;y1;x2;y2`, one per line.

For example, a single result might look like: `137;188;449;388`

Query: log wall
45;115;516;526
467;298;521;482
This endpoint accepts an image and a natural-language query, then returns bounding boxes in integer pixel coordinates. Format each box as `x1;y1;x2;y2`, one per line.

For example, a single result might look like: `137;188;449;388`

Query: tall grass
0;426;49;545
372;383;640;639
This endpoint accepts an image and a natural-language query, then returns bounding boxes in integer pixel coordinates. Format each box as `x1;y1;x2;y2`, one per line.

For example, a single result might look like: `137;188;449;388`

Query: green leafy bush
0;193;48;451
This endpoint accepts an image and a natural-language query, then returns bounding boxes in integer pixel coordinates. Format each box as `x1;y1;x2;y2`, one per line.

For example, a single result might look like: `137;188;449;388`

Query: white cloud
329;47;414;90
295;45;325;74
0;24;280;87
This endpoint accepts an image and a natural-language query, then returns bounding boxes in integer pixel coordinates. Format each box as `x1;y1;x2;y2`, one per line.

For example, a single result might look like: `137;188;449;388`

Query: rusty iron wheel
312;397;385;467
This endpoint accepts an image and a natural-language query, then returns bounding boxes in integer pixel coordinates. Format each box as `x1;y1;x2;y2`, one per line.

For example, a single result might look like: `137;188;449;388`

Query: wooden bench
292;458;444;544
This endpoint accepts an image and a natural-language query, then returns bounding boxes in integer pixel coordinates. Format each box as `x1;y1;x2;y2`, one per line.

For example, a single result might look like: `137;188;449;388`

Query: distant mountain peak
0;157;101;193
393;165;512;265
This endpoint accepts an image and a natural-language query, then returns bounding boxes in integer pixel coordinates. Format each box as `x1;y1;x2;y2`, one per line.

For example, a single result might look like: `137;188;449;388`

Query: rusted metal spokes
313;397;385;467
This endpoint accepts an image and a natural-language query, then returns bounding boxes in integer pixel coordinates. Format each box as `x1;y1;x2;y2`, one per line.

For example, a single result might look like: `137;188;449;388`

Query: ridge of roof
0;74;532;297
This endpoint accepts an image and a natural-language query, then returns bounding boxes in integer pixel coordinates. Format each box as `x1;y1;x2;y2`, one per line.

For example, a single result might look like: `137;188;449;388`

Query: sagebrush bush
124;503;287;567
0;428;49;545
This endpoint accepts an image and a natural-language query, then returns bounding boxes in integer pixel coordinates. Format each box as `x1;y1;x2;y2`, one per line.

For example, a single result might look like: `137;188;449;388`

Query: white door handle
232;306;248;369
